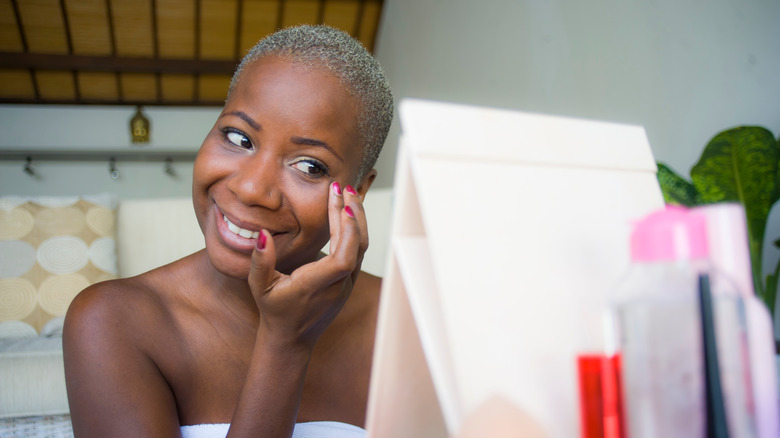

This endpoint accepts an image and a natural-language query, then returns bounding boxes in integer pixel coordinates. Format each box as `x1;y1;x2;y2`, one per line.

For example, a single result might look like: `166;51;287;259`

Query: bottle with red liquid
577;351;625;438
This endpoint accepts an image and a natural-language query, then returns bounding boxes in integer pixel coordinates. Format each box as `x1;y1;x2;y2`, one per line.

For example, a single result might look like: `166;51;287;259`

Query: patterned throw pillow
0;194;117;336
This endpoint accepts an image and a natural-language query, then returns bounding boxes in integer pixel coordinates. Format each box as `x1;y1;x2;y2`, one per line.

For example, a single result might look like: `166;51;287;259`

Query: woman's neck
194;250;259;318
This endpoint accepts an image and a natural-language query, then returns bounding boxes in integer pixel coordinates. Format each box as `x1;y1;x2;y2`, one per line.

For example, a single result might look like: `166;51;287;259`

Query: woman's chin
205;246;252;280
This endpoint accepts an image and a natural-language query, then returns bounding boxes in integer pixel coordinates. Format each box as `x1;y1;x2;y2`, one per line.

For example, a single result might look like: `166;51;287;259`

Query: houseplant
656;126;780;320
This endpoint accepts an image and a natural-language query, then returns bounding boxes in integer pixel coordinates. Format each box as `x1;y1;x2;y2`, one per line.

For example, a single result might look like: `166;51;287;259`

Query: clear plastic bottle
610;206;755;438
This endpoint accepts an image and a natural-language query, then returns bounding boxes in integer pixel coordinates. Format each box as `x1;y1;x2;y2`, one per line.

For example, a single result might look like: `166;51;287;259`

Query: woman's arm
226;183;369;438
63;282;181;438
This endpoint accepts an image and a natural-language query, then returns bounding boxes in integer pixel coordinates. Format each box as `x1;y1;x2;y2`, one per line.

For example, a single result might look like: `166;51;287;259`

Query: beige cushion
0;195;117;334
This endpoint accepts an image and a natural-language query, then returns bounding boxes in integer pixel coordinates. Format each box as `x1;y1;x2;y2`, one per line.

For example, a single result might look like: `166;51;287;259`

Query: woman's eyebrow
291;136;345;163
221;111;261;131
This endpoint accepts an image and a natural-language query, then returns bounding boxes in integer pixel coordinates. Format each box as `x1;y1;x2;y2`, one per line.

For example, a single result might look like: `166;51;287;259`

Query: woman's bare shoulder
63;260;195;437
65;275;157;329
64;253;204;340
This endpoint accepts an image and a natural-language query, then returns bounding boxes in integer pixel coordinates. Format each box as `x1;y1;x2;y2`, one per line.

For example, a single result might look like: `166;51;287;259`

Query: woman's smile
213;204;288;254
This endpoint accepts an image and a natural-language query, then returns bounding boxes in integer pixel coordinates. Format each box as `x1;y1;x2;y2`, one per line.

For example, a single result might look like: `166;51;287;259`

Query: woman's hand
247;182;369;350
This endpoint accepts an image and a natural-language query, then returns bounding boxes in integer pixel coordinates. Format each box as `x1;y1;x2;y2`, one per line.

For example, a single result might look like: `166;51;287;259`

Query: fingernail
345;185;357;195
332;182;342;195
344;205;355;218
256;231;267;250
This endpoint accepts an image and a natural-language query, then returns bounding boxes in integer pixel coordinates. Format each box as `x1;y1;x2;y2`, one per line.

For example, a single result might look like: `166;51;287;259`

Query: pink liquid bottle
609;205;761;438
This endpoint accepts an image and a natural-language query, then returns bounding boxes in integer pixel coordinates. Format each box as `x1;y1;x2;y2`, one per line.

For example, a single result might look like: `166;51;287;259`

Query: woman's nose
226;152;283;210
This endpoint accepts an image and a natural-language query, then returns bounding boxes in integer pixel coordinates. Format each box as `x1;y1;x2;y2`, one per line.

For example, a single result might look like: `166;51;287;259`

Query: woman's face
193;55;371;278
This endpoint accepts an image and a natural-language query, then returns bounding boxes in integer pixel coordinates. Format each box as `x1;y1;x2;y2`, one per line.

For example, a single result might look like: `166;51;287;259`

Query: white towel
180;421;366;438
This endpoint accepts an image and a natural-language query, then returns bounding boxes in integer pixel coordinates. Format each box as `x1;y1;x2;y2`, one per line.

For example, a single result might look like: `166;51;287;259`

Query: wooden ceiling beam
194;0;201;101
234;0;243;60
60;0;74;54
0;96;225;106
10;0;28;52
150;0;161;101
0;51;238;75
317;0;326;24
275;0;285;32
354;0;365;40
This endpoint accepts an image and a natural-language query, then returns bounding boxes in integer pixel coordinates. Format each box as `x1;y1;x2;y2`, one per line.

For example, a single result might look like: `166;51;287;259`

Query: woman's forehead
237;55;338;89
231;57;350;107
225;57;365;170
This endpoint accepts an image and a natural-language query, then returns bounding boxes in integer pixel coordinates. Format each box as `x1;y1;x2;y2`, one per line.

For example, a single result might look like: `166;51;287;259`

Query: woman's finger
327;182;344;254
326;197;361;280
343;185;370;256
247;230;277;300
343;185;369;283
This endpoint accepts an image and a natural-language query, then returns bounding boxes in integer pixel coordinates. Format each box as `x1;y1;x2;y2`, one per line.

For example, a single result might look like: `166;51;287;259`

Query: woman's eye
225;130;252;149
291;159;328;177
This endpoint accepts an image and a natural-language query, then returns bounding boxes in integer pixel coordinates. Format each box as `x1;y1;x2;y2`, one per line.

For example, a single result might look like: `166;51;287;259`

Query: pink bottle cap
630;206;709;262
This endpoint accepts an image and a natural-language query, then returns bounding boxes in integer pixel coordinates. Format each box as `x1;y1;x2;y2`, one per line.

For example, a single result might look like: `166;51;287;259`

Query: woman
63;25;393;438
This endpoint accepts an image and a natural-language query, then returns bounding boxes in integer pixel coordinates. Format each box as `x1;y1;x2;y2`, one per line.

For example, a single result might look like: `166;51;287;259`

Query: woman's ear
356;169;377;202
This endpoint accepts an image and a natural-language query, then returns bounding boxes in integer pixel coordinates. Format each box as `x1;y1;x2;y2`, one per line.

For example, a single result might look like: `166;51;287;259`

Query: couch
0;190;393;427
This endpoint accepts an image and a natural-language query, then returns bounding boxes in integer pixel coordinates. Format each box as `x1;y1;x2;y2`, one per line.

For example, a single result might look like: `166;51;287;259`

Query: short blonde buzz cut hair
228;25;394;183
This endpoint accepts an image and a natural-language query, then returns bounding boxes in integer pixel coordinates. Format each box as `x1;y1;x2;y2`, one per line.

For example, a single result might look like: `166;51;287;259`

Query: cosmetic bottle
610;206;756;438
696;203;779;438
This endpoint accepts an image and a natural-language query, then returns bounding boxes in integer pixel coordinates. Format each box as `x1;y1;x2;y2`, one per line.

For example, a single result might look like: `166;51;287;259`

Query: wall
372;0;780;325
373;0;780;182
0;105;220;199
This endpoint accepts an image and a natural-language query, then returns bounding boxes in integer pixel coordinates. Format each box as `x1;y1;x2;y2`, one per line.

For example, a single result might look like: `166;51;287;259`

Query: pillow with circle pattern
0;194;117;337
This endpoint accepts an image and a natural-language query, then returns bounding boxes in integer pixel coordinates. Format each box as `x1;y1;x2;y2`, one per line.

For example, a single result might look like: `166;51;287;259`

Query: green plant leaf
656;162;699;206
691;126;780;301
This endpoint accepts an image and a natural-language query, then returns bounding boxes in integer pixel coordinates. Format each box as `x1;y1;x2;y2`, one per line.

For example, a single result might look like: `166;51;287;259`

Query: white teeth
223;215;259;239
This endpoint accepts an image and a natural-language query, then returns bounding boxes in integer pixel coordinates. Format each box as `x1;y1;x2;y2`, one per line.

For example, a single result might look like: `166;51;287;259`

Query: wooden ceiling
0;0;384;106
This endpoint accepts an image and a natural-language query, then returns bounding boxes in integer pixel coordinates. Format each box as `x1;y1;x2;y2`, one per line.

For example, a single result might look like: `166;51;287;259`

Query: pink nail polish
345;185;357;195
256;231;267;250
344;205;355;218
332;182;342;195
